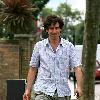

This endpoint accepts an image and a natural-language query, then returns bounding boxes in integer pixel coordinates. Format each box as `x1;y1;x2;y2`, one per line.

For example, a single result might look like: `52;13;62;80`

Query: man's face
46;22;61;39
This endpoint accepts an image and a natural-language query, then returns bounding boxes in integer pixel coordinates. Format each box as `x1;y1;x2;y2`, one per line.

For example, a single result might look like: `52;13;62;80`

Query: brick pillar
0;40;20;100
14;34;36;79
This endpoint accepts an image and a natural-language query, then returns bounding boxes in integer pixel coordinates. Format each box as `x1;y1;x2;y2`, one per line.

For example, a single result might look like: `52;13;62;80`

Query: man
23;15;83;100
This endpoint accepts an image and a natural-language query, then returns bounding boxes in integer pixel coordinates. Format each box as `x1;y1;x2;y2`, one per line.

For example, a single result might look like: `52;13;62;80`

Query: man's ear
60;29;61;32
46;29;48;33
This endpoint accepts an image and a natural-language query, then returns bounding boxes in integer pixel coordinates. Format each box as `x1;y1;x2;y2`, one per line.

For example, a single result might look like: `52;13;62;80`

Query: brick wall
19;38;31;79
0;40;20;100
0;34;39;100
14;34;36;79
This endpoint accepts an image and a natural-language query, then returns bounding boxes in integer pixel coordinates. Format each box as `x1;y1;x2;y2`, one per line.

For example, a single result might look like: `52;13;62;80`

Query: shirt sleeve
29;42;40;68
69;43;81;68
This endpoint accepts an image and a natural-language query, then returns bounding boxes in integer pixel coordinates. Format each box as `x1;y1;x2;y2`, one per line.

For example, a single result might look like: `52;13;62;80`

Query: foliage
42;30;48;39
56;3;82;43
41;3;83;41
41;7;56;19
98;29;100;43
75;21;84;44
56;3;82;21
31;0;49;19
0;24;3;38
0;0;50;39
0;0;39;39
56;3;72;17
40;7;56;39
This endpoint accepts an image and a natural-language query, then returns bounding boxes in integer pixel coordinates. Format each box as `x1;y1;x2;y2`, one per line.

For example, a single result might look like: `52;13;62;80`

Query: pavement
95;81;100;100
69;80;100;100
68;80;77;100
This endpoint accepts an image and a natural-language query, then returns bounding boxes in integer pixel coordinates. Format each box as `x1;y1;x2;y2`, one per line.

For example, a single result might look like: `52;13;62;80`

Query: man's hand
23;90;31;100
74;66;83;98
23;67;38;100
74;87;82;99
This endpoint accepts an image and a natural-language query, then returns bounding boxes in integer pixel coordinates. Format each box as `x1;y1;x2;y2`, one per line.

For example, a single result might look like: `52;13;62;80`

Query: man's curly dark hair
43;15;64;30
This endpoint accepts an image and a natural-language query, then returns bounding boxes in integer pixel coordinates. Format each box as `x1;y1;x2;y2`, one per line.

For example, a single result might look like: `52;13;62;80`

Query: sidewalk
69;80;100;100
68;80;77;100
95;94;100;100
95;82;100;100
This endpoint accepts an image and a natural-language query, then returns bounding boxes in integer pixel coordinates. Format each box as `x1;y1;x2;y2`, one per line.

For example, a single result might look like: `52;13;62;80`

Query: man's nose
52;28;57;32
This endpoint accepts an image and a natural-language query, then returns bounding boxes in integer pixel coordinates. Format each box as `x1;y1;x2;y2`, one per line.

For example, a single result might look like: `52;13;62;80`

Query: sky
46;0;86;12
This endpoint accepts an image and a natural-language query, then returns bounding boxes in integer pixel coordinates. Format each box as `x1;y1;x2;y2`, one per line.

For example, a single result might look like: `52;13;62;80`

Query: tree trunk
80;0;100;100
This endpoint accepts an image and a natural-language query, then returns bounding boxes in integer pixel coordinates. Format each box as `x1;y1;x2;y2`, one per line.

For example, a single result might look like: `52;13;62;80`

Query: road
95;81;100;100
69;80;100;100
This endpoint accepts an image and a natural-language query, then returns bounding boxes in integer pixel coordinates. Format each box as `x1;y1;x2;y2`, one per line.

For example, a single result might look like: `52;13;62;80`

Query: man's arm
74;66;83;98
26;67;38;91
23;67;38;100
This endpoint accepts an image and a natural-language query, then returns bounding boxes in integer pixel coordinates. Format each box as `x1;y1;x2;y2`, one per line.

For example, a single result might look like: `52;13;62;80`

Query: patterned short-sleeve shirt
29;38;81;97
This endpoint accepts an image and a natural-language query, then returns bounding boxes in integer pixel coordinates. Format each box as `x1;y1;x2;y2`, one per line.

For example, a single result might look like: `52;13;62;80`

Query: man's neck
48;37;61;51
48;37;60;45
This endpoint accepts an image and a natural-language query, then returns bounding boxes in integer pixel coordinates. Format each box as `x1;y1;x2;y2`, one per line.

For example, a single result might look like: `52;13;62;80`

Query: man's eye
55;27;59;29
49;27;60;30
50;28;54;30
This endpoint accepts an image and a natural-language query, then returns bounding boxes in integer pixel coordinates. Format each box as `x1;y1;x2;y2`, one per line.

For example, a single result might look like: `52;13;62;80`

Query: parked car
95;60;100;80
69;60;100;80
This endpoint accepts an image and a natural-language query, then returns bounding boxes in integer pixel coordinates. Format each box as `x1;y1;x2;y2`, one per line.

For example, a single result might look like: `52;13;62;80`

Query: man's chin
50;36;58;40
50;35;59;38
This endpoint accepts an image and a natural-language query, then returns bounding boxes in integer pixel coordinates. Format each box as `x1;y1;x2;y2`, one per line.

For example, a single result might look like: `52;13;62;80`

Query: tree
81;0;100;100
41;7;55;19
98;28;100;43
31;0;49;19
56;3;82;41
41;3;83;40
0;24;3;38
75;21;84;45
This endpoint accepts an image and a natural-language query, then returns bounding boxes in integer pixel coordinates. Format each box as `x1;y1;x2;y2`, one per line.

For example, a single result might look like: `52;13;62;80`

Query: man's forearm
75;66;83;88
26;67;38;92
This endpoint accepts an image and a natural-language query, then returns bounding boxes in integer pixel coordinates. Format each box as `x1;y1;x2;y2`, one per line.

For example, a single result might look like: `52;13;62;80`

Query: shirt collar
44;38;65;47
44;38;49;47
